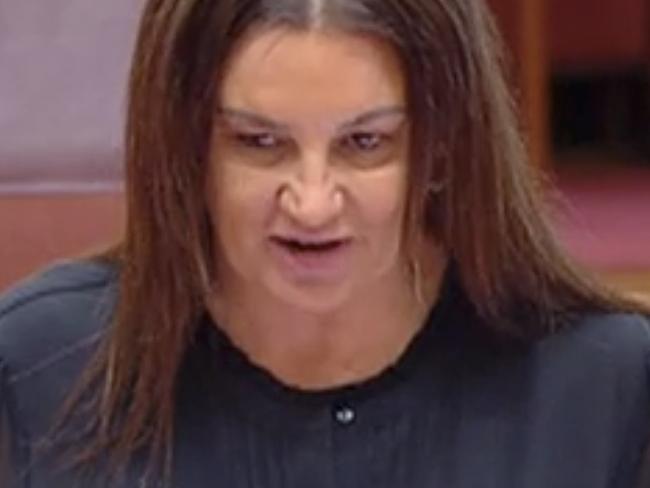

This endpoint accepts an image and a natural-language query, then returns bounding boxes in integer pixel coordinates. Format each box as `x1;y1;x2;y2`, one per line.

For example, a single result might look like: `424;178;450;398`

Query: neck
209;254;446;390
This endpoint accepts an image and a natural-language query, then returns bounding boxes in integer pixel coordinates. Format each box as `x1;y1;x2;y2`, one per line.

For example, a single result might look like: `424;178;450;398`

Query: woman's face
207;27;410;312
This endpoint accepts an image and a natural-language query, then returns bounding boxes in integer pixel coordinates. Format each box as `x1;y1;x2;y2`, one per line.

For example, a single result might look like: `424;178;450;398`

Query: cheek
356;168;407;238
207;164;278;256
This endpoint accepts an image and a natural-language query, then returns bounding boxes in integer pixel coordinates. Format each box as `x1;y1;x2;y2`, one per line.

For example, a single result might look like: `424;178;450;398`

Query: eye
334;131;397;168
235;132;284;150
341;132;387;152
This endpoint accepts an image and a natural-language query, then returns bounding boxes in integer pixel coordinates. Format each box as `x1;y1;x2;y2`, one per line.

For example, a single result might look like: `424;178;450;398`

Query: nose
278;153;343;229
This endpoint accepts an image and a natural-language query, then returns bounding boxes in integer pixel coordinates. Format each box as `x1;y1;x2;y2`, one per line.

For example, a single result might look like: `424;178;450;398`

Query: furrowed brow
340;106;406;130
216;108;290;132
216;106;406;132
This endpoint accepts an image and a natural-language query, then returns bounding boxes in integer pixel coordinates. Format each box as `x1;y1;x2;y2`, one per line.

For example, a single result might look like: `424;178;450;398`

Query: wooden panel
549;0;647;70
601;270;650;303
0;193;124;291
488;0;549;167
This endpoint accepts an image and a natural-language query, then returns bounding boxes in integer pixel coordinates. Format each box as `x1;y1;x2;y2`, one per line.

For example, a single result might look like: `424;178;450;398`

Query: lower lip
268;239;353;283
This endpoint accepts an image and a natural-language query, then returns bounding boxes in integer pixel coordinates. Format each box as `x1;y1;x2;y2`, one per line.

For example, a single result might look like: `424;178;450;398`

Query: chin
269;281;355;315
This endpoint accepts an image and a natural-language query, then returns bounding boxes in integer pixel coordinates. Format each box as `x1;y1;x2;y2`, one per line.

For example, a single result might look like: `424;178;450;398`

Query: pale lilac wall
0;0;144;193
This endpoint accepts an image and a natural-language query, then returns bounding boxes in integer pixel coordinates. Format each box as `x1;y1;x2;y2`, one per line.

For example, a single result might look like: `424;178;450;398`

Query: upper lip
270;234;352;245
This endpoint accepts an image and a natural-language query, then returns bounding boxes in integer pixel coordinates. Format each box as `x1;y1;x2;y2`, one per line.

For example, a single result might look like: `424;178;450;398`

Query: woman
1;0;649;486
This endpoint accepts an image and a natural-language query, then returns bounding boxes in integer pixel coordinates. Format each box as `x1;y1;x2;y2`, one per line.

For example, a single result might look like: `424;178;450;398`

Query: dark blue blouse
1;260;649;487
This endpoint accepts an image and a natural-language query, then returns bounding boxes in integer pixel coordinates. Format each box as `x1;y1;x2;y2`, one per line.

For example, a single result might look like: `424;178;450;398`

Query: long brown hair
53;0;647;480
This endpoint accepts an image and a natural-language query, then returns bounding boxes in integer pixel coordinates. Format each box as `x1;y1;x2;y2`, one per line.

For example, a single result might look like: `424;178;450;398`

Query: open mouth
270;236;349;253
269;235;353;279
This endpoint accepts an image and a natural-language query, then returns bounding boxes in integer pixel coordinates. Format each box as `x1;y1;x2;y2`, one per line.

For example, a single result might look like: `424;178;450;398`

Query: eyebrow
216;106;406;131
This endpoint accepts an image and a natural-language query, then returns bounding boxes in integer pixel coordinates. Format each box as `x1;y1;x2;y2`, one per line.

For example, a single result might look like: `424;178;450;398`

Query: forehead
218;28;406;126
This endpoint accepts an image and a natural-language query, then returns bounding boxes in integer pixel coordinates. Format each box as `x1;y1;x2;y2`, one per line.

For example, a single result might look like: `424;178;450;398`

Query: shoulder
462;311;650;428
572;311;650;345
530;313;650;443
528;312;650;396
0;259;118;380
542;312;650;371
541;313;650;482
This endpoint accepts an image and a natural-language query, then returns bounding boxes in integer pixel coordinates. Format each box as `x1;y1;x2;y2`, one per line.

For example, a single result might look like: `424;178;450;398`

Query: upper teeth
294;240;327;246
285;238;335;245
298;240;327;245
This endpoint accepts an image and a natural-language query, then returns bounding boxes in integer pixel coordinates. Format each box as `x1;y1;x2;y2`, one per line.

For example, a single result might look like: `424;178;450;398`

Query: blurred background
0;0;648;300
490;0;650;301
